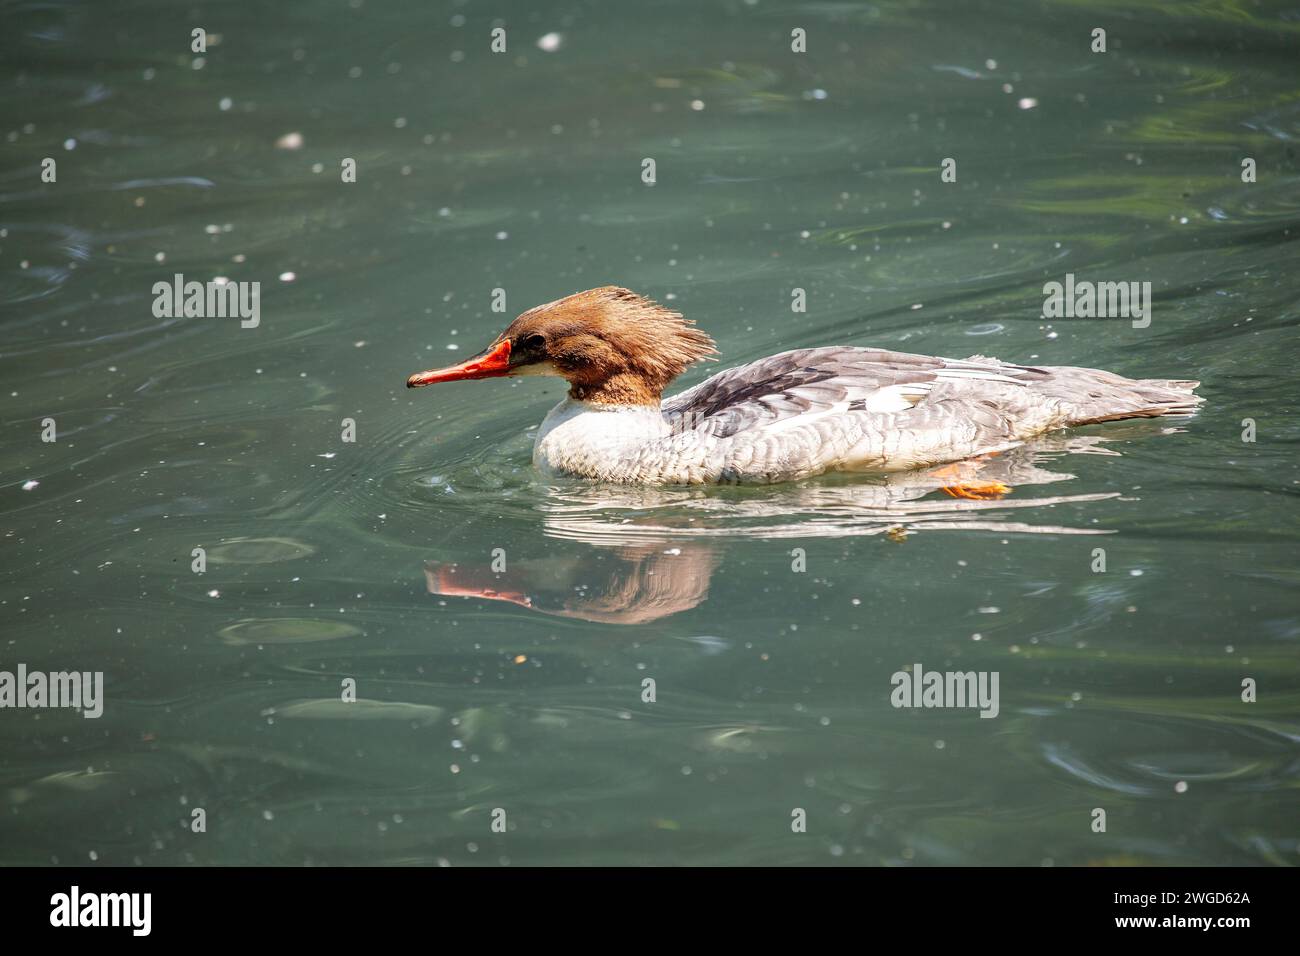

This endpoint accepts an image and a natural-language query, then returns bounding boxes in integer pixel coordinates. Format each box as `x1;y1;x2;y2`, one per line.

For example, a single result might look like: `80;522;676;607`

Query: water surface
2;0;1298;865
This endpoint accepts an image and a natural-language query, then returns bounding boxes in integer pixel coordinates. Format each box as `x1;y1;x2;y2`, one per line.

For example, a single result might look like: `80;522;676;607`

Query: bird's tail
1055;371;1204;426
1008;361;1201;426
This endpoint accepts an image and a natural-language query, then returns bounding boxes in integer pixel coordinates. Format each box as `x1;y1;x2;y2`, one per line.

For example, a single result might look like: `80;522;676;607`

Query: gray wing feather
663;347;1042;440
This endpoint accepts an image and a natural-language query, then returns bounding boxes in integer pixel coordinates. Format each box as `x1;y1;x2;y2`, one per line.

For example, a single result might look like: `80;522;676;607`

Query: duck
405;286;1202;488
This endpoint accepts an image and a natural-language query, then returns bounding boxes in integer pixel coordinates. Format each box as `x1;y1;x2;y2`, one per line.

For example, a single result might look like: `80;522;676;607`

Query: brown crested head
406;286;717;405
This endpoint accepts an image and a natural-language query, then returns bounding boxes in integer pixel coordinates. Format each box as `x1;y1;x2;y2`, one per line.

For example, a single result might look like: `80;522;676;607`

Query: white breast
533;400;674;481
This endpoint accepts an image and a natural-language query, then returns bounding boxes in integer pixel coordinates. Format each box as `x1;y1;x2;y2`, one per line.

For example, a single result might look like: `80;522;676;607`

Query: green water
2;0;1298;866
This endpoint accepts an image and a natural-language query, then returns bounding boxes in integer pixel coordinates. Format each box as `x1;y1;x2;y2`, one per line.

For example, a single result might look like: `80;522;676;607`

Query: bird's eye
523;334;546;351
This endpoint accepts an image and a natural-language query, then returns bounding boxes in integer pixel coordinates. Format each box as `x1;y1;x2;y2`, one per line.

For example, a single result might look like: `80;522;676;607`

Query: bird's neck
568;371;665;406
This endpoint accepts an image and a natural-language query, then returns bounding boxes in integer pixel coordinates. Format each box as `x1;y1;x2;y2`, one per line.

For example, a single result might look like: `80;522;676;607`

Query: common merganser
406;286;1202;487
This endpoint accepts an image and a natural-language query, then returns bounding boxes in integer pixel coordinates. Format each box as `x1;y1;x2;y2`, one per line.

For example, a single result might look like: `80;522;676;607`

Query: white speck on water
275;131;303;150
978;606;1000;614
536;32;563;52
1018;97;1038;110
219;97;232;111
22;480;39;491
279;271;296;282
495;231;508;240
207;589;220;598
1174;781;1188;793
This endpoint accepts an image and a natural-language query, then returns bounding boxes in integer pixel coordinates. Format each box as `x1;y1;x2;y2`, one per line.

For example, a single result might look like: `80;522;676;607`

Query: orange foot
941;481;1012;500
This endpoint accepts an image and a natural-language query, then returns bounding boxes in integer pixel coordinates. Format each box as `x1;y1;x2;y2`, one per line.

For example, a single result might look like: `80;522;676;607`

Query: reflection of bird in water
424;426;1182;625
425;543;717;625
